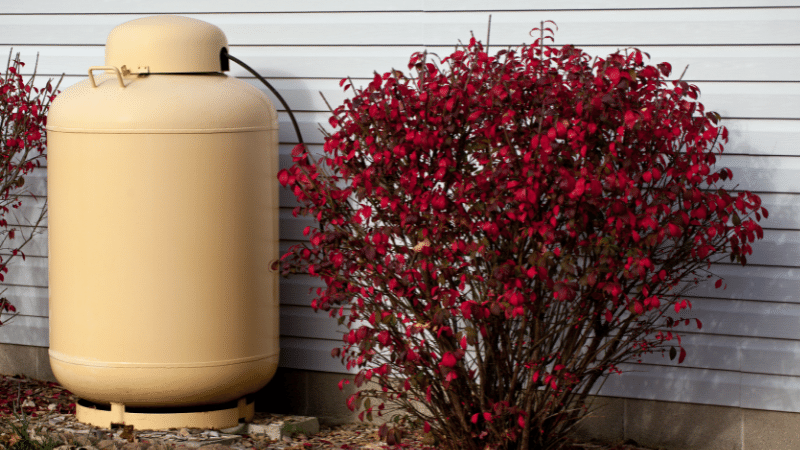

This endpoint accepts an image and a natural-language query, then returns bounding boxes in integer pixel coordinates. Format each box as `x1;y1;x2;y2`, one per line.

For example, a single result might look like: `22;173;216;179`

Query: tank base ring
76;396;254;430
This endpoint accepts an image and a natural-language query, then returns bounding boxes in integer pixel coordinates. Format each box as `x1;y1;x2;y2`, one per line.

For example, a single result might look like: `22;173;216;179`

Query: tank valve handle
88;66;126;89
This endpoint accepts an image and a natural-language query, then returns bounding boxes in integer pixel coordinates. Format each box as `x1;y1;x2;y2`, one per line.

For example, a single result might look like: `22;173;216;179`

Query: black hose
226;53;305;147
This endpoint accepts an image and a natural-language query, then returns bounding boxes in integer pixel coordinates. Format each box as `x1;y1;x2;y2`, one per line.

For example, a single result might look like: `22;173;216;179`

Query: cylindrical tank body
46;15;279;409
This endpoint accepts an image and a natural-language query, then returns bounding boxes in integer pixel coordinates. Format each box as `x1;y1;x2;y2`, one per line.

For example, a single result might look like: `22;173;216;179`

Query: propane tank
46;15;279;430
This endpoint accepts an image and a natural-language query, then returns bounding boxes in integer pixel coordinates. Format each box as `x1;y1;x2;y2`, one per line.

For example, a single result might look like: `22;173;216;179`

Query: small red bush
0;52;61;324
280;25;766;449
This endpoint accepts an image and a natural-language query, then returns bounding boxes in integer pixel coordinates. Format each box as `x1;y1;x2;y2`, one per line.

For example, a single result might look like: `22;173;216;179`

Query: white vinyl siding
1;1;799;415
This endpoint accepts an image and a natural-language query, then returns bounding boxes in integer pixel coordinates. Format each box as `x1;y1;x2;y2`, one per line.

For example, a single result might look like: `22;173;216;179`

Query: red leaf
652;167;661;180
678;348;687;364
441;352;457;367
278;169;290;185
556;121;566;136
569;178;586;199
331;253;344;268
715;279;722;289
606;67;621;83
624;110;637;128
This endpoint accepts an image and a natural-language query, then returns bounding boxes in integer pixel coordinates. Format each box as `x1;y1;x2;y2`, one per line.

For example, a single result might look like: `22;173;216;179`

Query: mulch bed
0;374;661;450
0;373;77;418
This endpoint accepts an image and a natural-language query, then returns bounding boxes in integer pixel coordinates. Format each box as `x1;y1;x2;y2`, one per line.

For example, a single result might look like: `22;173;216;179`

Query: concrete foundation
0;343;56;382
5;342;800;449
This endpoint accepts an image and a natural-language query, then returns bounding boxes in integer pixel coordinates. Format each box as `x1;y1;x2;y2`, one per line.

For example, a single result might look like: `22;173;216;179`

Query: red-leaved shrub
279;25;766;449
0;52;60;325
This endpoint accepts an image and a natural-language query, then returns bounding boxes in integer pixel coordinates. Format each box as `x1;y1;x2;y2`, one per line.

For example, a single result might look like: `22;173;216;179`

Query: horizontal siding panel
634;332;800;378
714;155;800;193
0;314;48;346
278;121;329;145
723;119;800;156
742;372;800;411
660;297;800;341
1;13;425;46
0;226;48;257
0;286;48;317
698;82;800;119
280;209;316;241
3;1;424;14
16;168;47;197
2;256;47;287
280;184;301;209
279;336;352;373
742;193;800;230
634;333;740;372
590;363;741;407
280;274;325;307
625;46;800;83
424;1;800;11
4;197;47;229
422;10;800;46
690;264;800;303
744;229;800;267
739;338;800;378
280;304;346;340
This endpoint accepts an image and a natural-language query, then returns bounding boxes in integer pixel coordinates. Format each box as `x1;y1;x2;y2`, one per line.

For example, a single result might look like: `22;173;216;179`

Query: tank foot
75;396;255;430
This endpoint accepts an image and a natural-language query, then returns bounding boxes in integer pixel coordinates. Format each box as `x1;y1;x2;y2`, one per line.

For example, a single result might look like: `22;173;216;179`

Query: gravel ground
0;374;662;450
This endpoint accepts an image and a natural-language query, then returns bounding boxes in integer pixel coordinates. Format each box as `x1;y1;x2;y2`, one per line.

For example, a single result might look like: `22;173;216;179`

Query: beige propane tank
46;15;279;430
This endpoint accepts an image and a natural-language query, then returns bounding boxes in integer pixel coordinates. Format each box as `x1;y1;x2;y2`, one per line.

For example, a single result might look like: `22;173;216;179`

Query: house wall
1;2;800;448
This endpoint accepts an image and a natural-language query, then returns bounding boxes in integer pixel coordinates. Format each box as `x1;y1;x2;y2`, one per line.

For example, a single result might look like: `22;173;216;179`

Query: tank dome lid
106;15;229;74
